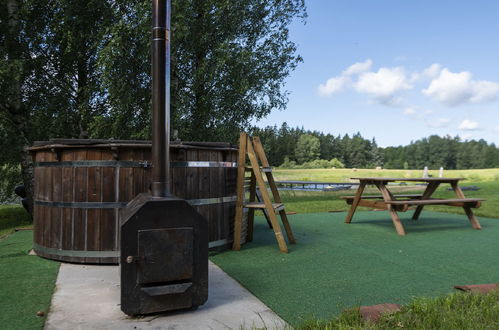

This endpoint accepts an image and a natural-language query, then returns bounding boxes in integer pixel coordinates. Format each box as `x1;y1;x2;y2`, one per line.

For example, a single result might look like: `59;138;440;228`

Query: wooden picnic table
342;177;485;235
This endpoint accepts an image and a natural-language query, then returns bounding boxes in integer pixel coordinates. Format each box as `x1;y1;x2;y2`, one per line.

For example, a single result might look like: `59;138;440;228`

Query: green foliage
254;124;499;170
295;134;321;164
0;164;22;203
96;0;307;142
280;156;297;168
1;0;115;141
251;122;305;166
0;205;31;238
330;158;345;168
0;0;306;197
385;135;499;169
92;0;154;140
279;158;345;169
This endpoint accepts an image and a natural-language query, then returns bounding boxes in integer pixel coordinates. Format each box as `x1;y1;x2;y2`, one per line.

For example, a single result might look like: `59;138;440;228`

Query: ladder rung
244;202;285;212
245;166;273;172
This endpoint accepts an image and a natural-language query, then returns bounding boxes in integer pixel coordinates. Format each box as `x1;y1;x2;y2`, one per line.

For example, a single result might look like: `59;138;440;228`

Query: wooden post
232;133;248;250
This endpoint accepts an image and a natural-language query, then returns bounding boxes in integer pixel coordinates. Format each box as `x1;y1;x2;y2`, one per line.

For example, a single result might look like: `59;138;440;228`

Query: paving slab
45;261;286;330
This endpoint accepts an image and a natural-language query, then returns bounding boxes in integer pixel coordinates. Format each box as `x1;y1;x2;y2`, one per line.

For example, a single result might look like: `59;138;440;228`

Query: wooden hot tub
28;139;241;264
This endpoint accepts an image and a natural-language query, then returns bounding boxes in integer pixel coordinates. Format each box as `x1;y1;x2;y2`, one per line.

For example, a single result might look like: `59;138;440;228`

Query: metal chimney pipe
151;0;171;197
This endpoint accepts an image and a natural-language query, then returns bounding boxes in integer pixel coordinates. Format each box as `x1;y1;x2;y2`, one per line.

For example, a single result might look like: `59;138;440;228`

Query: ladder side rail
232;133;248;251
246;139;288;253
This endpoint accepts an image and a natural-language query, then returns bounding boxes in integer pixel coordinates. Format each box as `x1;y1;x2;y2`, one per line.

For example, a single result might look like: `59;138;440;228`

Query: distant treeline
250;123;499;169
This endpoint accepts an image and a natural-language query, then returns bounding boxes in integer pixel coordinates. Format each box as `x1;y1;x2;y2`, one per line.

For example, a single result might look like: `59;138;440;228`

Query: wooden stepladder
232;133;296;253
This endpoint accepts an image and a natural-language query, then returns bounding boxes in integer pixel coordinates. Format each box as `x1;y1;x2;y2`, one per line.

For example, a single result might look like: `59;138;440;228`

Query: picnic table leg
450;182;482;230
344;182;366;223
375;182;406;235
412;182;440;220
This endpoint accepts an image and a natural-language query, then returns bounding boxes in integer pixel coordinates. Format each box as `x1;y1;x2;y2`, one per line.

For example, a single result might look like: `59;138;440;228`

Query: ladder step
244;202;285;212
244;167;273;172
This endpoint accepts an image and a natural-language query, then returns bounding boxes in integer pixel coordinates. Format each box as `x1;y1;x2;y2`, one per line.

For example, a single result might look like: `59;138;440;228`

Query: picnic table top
351;177;464;182
276;180;355;185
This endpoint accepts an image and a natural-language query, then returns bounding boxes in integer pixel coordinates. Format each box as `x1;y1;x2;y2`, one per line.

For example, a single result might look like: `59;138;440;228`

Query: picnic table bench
341;177;485;235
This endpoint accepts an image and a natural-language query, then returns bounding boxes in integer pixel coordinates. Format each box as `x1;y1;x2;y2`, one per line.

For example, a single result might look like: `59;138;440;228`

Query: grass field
0;205;31;239
297;291;499;329
273;167;499;183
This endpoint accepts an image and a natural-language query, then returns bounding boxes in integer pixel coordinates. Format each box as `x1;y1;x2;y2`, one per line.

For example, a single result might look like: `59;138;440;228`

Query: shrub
279;158;345;169
0;164;22;204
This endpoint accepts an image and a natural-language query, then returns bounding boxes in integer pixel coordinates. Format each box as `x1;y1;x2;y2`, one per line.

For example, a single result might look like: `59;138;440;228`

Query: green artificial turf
0;231;60;330
210;211;499;326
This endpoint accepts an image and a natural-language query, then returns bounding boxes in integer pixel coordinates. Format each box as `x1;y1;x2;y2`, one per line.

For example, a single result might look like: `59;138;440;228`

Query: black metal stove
119;0;208;316
120;194;208;315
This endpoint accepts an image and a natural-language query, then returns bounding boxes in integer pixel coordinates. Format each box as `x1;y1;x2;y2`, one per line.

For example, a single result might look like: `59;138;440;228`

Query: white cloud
403;107;416;115
422;68;499;106
458;119;481;131
422;64;443;79
494;126;499;133
318;59;373;96
318;76;349;96
355;67;412;102
342;59;373;76
426;118;451;128
318;61;499;110
470;81;499;103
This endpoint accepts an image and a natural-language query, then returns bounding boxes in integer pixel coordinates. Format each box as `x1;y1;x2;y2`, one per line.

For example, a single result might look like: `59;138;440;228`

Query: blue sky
254;0;499;147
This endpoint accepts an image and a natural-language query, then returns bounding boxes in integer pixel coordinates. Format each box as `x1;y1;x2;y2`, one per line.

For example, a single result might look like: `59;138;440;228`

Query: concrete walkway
45;262;286;330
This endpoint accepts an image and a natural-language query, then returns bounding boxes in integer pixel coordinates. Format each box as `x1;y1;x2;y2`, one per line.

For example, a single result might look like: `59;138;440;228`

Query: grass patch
211;212;499;326
0;231;59;330
0;205;32;239
296;291;499;329
273;168;499;183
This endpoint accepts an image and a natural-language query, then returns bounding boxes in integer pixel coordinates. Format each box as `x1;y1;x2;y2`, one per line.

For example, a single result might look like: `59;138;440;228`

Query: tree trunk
6;0;34;217
76;47;90;139
20;150;34;216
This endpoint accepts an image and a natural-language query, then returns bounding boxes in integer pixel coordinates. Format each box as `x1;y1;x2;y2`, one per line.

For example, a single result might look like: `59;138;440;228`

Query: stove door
137;228;193;285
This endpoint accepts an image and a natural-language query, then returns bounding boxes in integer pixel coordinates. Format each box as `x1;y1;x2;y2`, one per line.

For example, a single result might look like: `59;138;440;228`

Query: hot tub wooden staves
29;139;240;264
